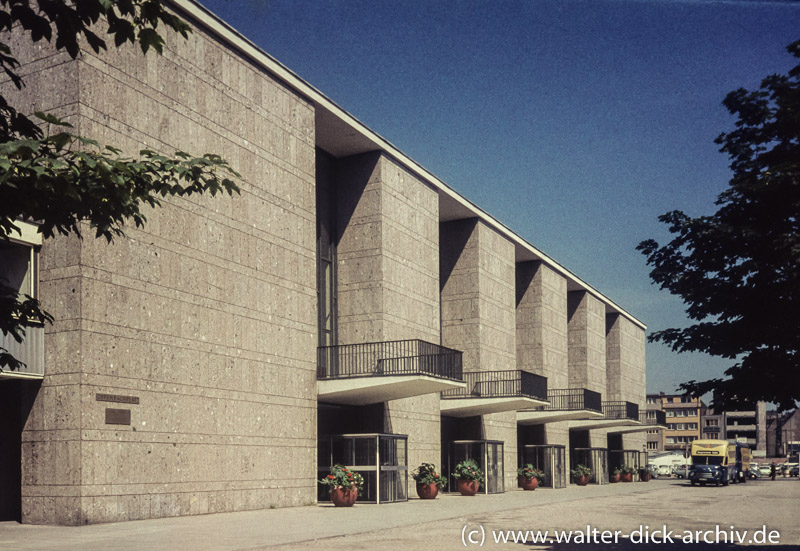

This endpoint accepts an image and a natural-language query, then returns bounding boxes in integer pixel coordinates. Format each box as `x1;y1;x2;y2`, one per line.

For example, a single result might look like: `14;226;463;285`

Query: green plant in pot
638;466;652;482
452;459;484;496
412;462;447;499
517;464;545;490
571;464;593;486
610;467;621;483
620;465;637;482
319;464;364;507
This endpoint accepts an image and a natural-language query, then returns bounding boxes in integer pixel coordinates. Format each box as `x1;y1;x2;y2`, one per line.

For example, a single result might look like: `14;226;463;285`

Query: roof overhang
170;0;647;332
318;376;465;406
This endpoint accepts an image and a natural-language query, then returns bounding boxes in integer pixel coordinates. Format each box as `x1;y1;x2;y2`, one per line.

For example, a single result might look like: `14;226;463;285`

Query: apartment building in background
646;393;703;454
0;0;651;525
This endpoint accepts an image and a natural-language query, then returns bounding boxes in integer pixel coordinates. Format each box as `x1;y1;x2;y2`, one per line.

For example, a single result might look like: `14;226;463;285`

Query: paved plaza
1;478;797;550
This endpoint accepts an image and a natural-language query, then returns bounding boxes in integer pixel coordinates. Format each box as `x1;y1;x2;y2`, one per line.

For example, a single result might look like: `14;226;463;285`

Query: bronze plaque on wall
105;408;131;425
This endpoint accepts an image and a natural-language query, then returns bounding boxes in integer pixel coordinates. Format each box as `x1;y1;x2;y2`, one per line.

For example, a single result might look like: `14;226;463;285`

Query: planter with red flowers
571;464;593;486
319;464;364;507
517;464;544;490
452;459;484;496
412;462;447;499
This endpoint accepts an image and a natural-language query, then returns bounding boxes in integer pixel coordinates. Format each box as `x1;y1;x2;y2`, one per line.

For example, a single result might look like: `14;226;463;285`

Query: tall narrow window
316;149;338;348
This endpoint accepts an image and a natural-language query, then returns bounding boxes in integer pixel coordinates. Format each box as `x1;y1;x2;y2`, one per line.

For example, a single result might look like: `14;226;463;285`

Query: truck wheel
690;481;696;486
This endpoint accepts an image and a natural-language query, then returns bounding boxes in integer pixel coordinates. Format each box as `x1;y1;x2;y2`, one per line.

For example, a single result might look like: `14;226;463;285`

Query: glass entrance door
521;445;566;488
571;447;609;484
447;440;505;494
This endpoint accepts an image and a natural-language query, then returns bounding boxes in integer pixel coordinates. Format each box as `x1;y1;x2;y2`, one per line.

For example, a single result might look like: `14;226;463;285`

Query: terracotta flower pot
574;475;590;486
329;486;358;507
519;476;539;490
610;473;620;483
416;482;439;499
457;479;480;496
621;473;633;483
640;473;651;482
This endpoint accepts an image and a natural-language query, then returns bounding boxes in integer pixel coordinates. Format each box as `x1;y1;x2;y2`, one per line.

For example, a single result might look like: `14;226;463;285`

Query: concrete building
0;0;648;525
766;409;800;459
700;403;767;456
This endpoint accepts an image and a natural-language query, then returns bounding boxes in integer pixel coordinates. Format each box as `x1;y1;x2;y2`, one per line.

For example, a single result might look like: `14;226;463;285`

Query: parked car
662;465;674;477
760;465;772;476
749;465;760;479
787;463;799;477
675;465;689;479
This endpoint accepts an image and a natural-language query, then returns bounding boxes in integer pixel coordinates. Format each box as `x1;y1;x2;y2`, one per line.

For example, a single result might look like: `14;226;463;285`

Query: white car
675;465;690;479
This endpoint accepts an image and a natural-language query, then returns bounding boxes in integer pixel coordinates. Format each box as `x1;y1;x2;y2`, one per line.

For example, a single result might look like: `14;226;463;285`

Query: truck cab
689;440;736;487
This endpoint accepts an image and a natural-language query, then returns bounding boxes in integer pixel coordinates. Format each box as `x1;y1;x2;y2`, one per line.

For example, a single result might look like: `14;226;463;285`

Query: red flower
327;475;334;479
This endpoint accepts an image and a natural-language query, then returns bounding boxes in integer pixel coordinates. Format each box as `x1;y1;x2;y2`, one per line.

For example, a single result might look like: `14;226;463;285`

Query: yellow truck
688;439;737;486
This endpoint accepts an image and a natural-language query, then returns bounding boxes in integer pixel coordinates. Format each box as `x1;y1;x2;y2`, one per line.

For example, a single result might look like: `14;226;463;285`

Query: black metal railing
317;339;462;381
640;410;666;425
603;401;639;421
541;388;602;413
440;370;547;401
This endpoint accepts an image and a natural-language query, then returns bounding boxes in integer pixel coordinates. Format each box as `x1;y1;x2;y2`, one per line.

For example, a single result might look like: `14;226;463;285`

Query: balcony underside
567;418;641;430
441;396;549;418
608;423;666;434
517;409;604;425
318;375;466;405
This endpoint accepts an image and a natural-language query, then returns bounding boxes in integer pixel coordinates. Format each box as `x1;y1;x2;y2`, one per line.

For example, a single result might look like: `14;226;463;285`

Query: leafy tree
638;40;800;411
0;1;240;372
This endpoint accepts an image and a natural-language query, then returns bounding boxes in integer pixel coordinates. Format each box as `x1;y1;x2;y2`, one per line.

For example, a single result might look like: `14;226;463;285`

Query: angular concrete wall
606;315;647;451
567;291;606;395
440;220;518;486
16;22;318;525
335;152;442;471
515;261;571;478
516;261;568;387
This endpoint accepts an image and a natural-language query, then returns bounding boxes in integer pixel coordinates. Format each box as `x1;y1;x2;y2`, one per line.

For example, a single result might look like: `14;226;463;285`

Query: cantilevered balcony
609;410;667;434
317;339;465;405
440;370;548;417
517;388;604;425
568;400;641;430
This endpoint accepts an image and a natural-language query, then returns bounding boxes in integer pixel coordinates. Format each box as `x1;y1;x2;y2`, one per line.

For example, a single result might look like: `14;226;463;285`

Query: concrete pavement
1;478;798;550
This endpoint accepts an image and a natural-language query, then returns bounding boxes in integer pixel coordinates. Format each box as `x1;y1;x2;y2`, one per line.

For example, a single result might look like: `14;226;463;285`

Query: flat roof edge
170;0;646;331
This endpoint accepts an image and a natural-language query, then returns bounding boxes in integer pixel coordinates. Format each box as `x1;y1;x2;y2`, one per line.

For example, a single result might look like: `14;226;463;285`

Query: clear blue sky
198;0;799;398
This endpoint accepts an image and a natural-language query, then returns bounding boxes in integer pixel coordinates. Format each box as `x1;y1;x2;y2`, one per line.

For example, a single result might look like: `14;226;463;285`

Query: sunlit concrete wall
14;18;318;525
441;220;518;487
335;152;442;471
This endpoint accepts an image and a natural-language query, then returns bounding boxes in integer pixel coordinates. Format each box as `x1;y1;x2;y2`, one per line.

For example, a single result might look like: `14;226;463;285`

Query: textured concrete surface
1;478;797;550
13;13;318;525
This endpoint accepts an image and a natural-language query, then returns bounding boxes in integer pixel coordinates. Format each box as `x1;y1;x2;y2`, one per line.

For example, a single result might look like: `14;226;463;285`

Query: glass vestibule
571;447;608;484
318;433;408;504
447;440;504;494
609;449;645;477
520;445;566;489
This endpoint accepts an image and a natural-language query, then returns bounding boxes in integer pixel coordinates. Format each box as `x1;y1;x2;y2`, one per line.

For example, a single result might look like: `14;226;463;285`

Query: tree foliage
638;40;800;411
0;1;240;372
